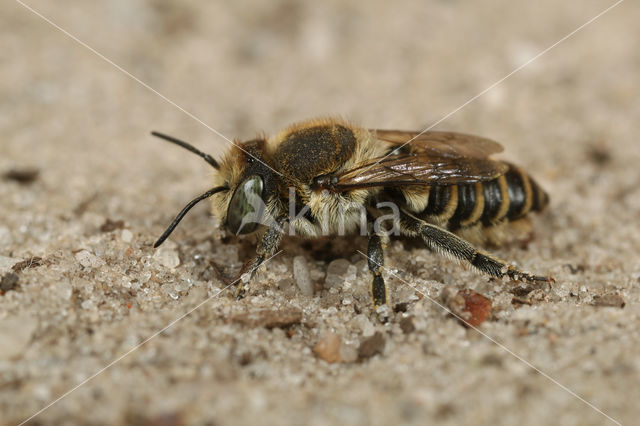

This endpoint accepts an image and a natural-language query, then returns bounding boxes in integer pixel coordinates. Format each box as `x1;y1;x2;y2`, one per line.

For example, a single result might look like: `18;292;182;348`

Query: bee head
151;132;274;247
216;138;275;235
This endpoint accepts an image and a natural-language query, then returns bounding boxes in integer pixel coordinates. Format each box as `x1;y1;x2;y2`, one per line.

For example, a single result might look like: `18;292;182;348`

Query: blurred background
2;1;639;424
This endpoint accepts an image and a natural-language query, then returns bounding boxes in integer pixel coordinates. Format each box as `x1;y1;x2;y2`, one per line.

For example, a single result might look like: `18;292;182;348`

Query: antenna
151;131;220;169
154;186;227;247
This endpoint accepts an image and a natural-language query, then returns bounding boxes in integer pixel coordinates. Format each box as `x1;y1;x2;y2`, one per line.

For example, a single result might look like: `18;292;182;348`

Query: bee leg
400;211;550;283
235;216;286;299
367;231;389;322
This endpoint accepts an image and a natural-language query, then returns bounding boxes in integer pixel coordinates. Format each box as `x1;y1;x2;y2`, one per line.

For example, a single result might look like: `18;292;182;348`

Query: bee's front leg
235;215;287;299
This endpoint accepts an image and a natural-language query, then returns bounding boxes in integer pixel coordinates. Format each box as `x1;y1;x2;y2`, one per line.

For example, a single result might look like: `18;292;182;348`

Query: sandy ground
1;1;639;425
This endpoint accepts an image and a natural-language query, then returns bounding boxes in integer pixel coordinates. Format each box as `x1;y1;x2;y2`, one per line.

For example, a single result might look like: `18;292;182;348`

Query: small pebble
0;256;19;273
313;331;341;363
592;293;625;308
350;314;375;337
153;247;180;269
99;218;124;233
230;307;302;329
399;316;415;334
0;226;12;246
293;256;313;296
325;259;355;288
338;342;359;363
358;331;386;360
0;314;38;360
81;299;95;310
1;273;19;293
144;413;183;426
3;168;39;184
276;278;296;294
75;250;105;269
121;229;133;243
394;302;409;313
441;287;492;327
57;281;73;300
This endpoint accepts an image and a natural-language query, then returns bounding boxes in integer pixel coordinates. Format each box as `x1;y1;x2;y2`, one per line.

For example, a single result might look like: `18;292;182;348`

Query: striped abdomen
415;163;548;229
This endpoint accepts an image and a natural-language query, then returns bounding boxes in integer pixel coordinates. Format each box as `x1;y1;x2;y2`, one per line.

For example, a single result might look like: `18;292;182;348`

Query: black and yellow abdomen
411;162;548;231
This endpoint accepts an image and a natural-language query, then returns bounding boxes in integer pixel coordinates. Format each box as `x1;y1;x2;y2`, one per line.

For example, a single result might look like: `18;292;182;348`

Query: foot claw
234;283;247;300
374;305;389;323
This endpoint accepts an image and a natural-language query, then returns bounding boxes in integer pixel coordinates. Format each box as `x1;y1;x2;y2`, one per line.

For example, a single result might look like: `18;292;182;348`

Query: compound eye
227;175;265;235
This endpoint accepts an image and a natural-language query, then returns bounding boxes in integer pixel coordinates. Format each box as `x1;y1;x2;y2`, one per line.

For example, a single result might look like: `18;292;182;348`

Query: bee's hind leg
399;211;550;284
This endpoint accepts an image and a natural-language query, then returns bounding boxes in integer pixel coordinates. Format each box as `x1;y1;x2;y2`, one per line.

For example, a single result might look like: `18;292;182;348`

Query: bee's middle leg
367;231;389;314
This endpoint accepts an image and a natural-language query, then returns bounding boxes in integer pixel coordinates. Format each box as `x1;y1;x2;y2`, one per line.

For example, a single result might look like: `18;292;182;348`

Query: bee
152;118;550;314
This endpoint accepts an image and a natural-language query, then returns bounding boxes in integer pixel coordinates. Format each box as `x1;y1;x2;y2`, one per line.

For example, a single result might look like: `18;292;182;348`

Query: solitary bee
152;118;550;312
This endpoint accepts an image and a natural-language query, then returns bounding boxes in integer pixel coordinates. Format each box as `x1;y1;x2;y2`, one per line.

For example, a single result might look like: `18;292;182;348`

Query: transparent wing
332;130;507;191
371;129;504;158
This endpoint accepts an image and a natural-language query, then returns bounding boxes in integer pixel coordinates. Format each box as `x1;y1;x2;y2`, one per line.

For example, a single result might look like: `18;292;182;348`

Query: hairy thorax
287;187;376;237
